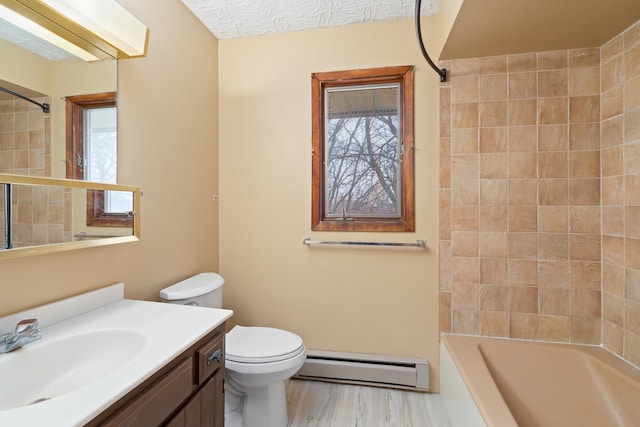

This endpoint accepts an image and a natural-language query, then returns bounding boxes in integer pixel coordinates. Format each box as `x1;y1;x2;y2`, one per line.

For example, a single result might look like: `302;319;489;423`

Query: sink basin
0;329;146;410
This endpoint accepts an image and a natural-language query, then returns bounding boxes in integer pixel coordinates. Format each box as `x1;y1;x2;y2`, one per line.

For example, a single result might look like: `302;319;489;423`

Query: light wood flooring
286;380;451;427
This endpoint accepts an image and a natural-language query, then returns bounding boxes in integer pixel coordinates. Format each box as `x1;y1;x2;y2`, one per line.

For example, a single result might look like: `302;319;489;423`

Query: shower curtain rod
415;0;447;82
0;86;50;113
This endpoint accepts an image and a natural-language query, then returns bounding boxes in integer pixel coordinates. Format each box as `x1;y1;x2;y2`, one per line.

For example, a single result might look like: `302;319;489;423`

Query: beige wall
0;0;219;314
218;19;443;389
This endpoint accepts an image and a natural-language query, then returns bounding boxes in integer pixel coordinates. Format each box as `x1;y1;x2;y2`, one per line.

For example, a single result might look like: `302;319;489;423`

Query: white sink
0;329;146;410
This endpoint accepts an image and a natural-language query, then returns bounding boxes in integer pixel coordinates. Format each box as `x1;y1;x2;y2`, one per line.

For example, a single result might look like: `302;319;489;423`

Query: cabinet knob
207;349;222;366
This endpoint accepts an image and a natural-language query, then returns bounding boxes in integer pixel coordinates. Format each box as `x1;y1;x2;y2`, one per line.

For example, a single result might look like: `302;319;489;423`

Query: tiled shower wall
439;19;640;367
600;22;640;366
0;97;72;247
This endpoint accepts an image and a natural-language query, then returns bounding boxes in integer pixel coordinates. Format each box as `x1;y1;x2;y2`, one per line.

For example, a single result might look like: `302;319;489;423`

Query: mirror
0;11;137;259
0;173;140;259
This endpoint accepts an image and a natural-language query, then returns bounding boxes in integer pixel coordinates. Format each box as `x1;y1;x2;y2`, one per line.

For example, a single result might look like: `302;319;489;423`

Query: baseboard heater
293;350;429;392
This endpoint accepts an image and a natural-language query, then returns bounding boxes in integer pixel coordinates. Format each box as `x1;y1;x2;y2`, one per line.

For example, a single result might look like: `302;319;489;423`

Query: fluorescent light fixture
0;0;148;61
0;2;99;60
37;0;148;57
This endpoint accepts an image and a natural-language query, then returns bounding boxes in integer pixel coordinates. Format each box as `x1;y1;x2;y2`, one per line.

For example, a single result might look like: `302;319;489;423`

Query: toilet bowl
160;273;306;427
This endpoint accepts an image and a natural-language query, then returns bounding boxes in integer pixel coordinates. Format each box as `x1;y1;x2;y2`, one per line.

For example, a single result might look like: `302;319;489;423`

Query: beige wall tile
439;141;451;189
568;48;600;68
602;116;623;149
451;180;478;205
451;205;478;231
603;206;625;235
479;284;508;311
538;315;570;342
450;58;479;77
569;206;600;233
625;22;640;56
452;282;479;310
508;126;537;152
509;286;538;313
509;259;538;284
538;260;570;288
451;309;479;335
625;143;640;175
603;292;625;325
510;179;539;205
570;316;600;344
538;97;568;124
569;151;600;178
569;96;600;123
509;312;539;339
452;231;479;257
538;233;569;260
508;233;538;260
569;123;600;150
539;125;568;151
439;190;451;239
439;241;452;292
626;267;640;303
603;176;624;205
624;109;640;143
479;206;508;231
440;87;451;138
539;179;568;205
451;154;479;180
508;53;537;73
624;331;640;367
508;205;537;232
626;237;640;270
451;128;478;154
539;152;568;178
569;234;601;261
625;75;640;112
569;67;600;96
480;179;507;205
481;258;508;285
626;206;640;238
538;50;567;70
479;56;508;75
452;257;480;284
479;101;508;127
509;72;537;99
626;44;640;80
602;145;623;177
603;262;625;296
480;127;507;152
539;206;569;232
509;152;537;178
626;174;640;206
538;70;567;98
479;311;508;336
452;76;479;103
539;288;569;315
602;86;624;120
479;232;508;258
602;55;624;92
439;292;451;334
570;261;601;289
625;300;640;336
508;100;537;126
479;75;508;101
452;103;479;128
603;320;624;356
570;289;601;317
480;153;508;178
601;34;623;63
569;178;600;206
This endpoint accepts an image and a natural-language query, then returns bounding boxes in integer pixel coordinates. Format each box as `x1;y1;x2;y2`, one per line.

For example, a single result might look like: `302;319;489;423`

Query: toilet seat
226;326;304;363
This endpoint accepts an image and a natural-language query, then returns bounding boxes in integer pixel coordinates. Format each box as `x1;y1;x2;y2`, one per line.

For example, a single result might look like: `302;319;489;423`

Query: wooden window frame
66;92;131;227
311;66;415;232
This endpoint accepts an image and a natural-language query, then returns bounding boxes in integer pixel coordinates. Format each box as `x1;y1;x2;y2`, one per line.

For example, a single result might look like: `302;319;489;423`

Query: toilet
159;273;306;427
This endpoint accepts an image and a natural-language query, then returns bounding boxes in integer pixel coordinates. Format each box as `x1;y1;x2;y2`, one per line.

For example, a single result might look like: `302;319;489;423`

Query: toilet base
225;378;288;427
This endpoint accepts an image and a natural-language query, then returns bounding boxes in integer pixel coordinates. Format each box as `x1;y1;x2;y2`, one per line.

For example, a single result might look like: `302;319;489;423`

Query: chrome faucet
0;319;41;354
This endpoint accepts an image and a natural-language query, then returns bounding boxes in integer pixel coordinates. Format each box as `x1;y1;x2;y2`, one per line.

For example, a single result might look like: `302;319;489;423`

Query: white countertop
0;284;233;426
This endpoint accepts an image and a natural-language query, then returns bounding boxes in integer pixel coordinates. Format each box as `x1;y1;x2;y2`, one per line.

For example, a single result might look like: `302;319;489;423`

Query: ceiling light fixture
0;0;148;61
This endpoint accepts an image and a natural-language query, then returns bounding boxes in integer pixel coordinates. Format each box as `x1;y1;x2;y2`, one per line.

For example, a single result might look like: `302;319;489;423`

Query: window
311;66;415;232
66;92;132;227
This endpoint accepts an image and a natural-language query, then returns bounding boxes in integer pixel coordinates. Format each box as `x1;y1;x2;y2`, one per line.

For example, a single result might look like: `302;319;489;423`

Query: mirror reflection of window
66;92;132;226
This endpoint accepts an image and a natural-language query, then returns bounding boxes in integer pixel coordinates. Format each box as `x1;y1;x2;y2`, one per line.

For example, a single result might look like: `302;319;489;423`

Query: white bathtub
441;334;640;427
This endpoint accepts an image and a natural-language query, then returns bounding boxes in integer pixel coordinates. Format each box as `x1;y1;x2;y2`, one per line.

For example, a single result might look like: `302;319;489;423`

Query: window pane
84;107;117;184
105;190;133;214
324;84;401;218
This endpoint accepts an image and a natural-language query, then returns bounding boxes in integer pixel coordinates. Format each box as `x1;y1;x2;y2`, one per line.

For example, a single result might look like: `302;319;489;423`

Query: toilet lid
226;326;304;363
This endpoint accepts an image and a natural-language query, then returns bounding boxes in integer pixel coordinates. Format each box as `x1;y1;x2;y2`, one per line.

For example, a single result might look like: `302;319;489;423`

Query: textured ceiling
179;0;440;40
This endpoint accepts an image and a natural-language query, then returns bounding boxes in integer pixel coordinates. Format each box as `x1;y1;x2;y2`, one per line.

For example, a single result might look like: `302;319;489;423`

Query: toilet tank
159;272;224;308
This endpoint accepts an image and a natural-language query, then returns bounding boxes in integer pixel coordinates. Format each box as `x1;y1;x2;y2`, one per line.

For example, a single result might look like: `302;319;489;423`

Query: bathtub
440;334;640;427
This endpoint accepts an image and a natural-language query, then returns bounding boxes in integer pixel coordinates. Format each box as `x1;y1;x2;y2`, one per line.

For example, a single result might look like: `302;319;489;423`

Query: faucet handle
15;319;39;333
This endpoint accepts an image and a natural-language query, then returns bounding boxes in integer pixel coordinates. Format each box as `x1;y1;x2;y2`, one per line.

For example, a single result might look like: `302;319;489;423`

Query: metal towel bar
302;237;426;248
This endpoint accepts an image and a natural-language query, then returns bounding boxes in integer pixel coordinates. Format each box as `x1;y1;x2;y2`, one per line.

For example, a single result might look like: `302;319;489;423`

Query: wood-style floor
285;380;451;427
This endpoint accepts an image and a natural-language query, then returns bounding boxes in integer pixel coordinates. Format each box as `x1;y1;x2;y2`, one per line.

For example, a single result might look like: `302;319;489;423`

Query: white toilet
159;273;306;427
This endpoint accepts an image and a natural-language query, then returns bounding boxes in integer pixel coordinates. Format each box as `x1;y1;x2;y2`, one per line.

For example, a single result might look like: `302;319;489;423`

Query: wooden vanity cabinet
88;324;225;427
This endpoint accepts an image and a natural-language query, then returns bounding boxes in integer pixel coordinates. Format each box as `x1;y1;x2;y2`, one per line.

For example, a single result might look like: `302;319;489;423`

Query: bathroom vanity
0;283;233;426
